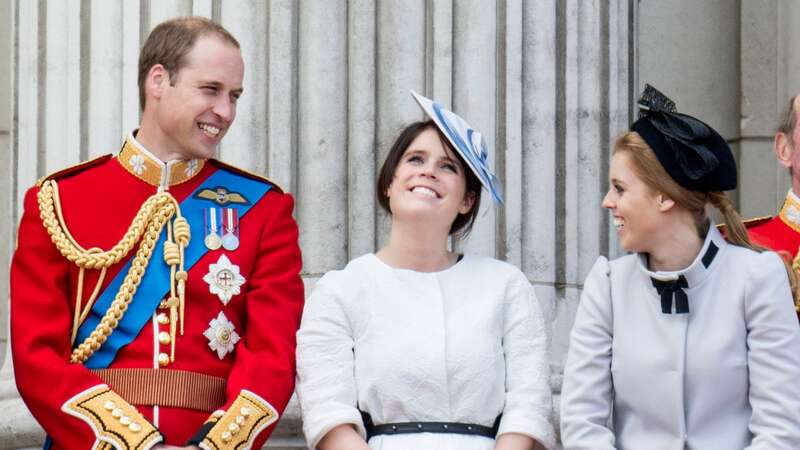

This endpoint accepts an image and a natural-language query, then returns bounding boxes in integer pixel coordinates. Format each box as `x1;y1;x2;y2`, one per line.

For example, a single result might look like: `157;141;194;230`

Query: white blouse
561;225;800;450
296;254;555;450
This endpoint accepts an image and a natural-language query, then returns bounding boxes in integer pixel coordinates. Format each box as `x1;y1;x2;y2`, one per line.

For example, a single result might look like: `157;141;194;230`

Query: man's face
155;35;244;160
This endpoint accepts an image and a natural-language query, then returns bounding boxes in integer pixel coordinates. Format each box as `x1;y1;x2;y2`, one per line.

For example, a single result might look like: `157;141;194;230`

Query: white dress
560;225;800;450
296;254;555;450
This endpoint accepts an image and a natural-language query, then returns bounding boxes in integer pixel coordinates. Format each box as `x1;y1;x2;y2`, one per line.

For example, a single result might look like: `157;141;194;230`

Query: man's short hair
138;17;240;111
777;95;799;146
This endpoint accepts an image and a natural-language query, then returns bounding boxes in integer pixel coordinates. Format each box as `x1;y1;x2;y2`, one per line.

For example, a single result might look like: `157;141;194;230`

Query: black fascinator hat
631;84;737;192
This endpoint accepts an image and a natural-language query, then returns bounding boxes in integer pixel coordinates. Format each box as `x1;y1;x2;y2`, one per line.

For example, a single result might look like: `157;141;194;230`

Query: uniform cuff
61;384;162;450
189;389;279;449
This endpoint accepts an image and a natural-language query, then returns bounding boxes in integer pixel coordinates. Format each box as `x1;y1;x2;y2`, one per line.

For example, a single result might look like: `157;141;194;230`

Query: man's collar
117;131;206;189
779;189;800;233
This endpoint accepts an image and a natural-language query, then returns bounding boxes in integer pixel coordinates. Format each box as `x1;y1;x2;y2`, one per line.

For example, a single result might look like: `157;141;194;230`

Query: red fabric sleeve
11;186;159;449
192;191;304;448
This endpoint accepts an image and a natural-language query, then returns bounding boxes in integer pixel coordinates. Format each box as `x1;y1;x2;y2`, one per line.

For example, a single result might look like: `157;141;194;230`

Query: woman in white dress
560;85;800;450
296;92;555;450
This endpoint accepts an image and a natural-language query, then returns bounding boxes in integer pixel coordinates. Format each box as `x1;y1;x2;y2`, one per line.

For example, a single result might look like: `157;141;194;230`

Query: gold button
111;408;123;418
120;416;131;426
158;331;171;345
221;431;232;442
228;422;240;434
103;401;116;411
240;407;251;417
158;353;170;366
129;422;142;433
235;415;245;425
157;313;169;325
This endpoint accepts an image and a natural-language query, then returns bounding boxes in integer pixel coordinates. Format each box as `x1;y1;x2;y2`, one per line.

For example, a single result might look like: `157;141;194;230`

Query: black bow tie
651;276;690;314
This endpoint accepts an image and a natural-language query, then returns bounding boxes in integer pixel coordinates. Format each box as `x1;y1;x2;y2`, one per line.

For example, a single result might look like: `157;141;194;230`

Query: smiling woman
375;119;481;244
560;85;800;450
295;92;555;450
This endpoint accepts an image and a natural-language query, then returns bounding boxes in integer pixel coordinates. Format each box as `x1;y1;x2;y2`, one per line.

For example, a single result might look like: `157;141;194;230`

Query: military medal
204;208;222;250
221;207;240;251
203;311;240;359
203;254;246;305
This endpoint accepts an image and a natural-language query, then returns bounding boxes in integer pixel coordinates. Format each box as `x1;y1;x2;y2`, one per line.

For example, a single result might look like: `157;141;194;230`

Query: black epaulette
35;154;114;187
209;159;285;194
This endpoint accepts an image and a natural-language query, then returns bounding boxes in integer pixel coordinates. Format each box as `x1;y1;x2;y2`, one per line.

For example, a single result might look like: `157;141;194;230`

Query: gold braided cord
70;256;108;344
36;179;189;364
172;217;190;336
39;180;176;270
78;264;108;326
70;206;173;363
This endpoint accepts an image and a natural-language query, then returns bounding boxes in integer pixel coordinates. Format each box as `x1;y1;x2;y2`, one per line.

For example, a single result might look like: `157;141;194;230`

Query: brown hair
615;131;797;291
614;132;756;248
377;120;482;242
777;95;799;141
138;17;240;110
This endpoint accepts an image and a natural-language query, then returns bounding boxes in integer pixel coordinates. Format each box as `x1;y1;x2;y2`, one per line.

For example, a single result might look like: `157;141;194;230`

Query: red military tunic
747;190;800;260
11;134;304;449
746;189;800;319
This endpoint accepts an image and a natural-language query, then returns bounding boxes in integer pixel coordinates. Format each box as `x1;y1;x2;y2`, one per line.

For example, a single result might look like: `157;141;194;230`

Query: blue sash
75;168;271;369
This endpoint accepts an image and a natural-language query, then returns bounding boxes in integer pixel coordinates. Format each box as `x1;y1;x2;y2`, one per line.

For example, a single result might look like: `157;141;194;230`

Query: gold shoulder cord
37;179;190;364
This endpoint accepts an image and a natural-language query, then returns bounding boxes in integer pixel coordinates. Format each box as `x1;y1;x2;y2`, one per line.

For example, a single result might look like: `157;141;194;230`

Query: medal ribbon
75;168;271;369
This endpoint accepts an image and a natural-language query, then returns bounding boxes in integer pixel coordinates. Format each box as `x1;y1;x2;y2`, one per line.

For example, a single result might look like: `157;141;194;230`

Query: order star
203;254;246;305
203;311;240;359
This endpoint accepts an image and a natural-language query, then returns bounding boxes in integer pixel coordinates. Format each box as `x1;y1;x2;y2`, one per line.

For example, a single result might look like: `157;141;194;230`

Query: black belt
361;412;501;439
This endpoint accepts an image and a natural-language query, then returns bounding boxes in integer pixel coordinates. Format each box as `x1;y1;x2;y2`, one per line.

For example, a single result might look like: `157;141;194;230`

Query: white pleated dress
296;254;555;450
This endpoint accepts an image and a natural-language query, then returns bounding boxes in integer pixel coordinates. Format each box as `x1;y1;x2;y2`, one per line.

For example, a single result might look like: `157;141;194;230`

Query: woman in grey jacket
560;85;800;450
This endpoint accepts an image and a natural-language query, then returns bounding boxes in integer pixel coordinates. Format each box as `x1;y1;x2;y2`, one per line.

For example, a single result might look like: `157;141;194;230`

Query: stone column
2;0;634;447
638;0;741;216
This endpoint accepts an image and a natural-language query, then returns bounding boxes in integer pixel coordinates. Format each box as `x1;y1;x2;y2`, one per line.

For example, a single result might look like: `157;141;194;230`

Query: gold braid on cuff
199;390;279;450
62;384;162;450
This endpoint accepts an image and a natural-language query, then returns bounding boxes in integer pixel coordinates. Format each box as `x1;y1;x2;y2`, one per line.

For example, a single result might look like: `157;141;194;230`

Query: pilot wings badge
193;186;251;206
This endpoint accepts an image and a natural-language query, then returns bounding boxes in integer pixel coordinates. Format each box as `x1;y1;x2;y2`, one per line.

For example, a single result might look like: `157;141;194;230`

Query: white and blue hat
411;91;504;204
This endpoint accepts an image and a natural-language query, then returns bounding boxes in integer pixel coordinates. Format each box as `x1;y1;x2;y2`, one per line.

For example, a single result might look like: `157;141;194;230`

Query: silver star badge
203;312;241;359
203;254;246;305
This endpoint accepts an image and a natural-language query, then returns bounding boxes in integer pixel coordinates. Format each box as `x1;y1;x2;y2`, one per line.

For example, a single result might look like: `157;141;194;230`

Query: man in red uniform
10;17;303;450
746;94;800;314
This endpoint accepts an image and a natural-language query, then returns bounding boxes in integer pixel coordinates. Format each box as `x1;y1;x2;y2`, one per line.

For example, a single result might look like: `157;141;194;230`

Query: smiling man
10;17;303;450
744;95;800;316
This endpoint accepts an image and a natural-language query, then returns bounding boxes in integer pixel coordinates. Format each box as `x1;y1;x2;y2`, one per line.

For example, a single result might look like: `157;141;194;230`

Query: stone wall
638;0;800;218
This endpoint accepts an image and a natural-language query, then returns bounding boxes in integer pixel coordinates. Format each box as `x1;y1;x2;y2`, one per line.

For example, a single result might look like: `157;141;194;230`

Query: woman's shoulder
461;253;520;270
312;254;379;295
459;254;529;281
727;245;787;279
715;243;787;284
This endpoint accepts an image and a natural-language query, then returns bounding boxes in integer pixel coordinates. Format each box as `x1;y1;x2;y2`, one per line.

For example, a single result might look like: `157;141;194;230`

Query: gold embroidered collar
779;190;800;233
118;134;205;188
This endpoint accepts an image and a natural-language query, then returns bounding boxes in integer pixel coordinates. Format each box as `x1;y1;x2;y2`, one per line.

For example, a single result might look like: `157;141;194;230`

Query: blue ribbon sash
75;168;271;369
